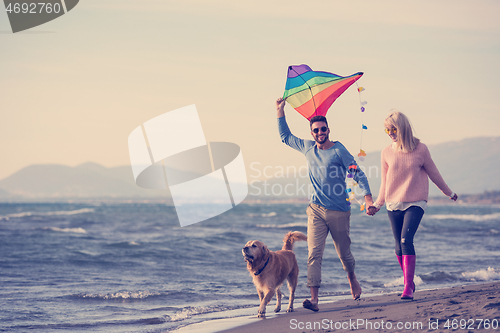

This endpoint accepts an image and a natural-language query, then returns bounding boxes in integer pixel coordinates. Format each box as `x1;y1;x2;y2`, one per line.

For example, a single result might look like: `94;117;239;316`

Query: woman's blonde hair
384;110;420;152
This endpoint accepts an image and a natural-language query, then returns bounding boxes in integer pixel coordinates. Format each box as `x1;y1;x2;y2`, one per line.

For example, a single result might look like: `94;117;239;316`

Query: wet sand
181;281;500;333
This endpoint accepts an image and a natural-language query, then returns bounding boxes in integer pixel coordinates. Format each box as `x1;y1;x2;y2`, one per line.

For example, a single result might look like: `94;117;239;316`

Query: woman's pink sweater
375;142;452;206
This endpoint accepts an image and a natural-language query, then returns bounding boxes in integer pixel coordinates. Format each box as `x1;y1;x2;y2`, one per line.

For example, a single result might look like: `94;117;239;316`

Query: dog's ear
262;245;269;259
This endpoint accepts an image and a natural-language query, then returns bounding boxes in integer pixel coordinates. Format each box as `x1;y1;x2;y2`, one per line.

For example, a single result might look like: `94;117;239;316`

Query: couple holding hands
276;98;457;311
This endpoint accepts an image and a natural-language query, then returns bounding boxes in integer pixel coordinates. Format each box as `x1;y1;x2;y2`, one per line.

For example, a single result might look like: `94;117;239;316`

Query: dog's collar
254;256;270;276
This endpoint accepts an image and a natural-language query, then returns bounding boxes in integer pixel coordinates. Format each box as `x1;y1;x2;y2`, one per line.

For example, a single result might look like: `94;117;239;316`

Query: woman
368;110;457;300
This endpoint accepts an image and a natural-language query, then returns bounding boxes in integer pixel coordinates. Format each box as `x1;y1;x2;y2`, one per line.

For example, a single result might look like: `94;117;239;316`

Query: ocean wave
419;271;459;283
44;227;87;234
76;250;100;256
105;241;141;248
384;275;424;288
167;305;241;322
248;212;307;219
74;290;163;300
427;212;500;222
0;208;95;220
256;222;307;229
248;212;277;218
384;268;500;286
461;267;500;282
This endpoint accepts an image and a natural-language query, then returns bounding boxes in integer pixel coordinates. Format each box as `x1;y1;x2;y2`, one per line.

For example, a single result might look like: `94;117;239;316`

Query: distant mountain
250;136;500;198
0;162;169;199
0;137;498;201
0;187;10;197
426;137;500;194
361;136;500;196
430;191;500;205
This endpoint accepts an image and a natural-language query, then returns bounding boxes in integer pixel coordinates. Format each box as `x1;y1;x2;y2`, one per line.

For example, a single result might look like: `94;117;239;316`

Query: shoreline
176;281;500;333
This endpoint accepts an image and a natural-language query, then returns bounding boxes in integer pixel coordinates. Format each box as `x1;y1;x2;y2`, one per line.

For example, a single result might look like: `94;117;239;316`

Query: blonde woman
368;111;457;300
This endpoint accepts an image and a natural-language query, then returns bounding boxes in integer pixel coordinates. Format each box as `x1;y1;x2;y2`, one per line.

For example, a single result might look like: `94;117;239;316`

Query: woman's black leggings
387;206;425;256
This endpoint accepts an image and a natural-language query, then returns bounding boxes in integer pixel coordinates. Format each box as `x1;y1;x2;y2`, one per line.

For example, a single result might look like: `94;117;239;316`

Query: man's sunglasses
312;126;328;134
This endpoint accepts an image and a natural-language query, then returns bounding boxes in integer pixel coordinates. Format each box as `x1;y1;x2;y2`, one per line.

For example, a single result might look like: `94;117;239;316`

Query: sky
1;0;499;181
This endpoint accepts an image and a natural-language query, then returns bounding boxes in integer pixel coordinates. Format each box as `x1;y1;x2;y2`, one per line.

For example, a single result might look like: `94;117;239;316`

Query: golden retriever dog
242;231;307;318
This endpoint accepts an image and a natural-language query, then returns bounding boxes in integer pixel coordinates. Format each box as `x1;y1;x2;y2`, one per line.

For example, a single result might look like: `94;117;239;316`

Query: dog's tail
282;231;307;251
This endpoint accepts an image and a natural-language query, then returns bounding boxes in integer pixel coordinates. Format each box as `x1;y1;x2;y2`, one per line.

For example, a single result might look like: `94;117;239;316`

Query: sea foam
428;212;500;222
45;227;87;234
256;222;307;229
168;305;234;322
0;208;94;220
384;275;424;288
461;267;500;281
77;290;162;300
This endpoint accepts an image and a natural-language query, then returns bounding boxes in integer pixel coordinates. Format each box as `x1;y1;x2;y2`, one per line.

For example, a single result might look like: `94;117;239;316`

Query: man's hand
366;206;380;216
364;194;374;207
276;97;285;118
364;195;378;216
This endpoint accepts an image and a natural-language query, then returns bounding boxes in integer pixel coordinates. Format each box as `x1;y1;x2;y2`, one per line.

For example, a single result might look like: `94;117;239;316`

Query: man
276;97;373;312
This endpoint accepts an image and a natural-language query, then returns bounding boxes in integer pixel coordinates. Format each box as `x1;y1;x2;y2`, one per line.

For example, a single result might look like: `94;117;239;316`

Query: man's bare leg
348;271;362;300
310;286;319;304
303;286;319;311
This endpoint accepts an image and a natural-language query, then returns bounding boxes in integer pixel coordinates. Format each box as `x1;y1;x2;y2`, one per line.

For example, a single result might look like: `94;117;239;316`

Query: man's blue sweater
279;116;371;211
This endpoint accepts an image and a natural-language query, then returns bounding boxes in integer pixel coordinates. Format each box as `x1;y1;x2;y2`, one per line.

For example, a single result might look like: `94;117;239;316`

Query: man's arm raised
277;97;307;153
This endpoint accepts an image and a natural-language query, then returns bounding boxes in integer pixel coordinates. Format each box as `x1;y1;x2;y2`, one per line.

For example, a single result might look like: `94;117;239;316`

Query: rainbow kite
283;64;363;120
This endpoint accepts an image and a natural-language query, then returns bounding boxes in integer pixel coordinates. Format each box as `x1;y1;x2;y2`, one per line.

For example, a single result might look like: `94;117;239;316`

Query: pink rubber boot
401;255;416;299
397;254;403;270
397;254;415;292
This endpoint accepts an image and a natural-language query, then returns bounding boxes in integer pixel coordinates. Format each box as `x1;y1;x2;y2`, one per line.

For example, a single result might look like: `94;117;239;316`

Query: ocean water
1;202;500;332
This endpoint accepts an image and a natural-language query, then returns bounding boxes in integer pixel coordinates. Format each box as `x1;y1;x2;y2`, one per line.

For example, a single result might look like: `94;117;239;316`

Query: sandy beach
178;281;500;333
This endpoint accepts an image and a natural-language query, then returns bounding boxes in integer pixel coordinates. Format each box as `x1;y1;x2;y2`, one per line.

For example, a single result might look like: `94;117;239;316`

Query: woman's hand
366;206;380;216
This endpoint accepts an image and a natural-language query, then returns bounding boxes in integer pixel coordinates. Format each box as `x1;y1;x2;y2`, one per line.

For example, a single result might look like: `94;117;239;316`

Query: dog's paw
286;307;294;313
257;311;266;318
274;307;281;313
